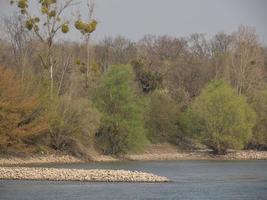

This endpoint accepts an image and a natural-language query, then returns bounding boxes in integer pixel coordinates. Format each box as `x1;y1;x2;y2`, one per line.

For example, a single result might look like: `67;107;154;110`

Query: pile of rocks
0;167;169;183
222;150;267;160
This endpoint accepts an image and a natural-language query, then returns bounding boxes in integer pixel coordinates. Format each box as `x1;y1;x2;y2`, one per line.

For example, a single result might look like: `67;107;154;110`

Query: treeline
1;12;267;155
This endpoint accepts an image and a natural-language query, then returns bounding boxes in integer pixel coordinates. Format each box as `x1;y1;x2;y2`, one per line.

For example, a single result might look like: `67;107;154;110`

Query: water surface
1;160;267;200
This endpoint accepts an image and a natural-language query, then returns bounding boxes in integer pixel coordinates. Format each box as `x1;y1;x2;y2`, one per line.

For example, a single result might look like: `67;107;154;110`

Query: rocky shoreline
1;150;266;183
0;150;267;166
0;167;169;183
126;150;267;161
0;154;85;166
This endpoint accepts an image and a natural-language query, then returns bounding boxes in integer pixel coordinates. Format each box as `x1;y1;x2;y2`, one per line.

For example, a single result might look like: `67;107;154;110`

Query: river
0;160;267;200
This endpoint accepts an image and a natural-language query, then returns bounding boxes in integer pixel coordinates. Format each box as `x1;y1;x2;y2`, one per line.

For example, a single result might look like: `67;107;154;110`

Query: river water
0;160;267;200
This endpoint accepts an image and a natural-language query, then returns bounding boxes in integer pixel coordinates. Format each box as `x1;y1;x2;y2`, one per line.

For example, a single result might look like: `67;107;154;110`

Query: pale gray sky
0;0;266;43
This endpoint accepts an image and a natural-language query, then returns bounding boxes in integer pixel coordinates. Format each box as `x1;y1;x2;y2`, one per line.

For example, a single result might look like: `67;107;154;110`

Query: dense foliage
1;6;267;156
249;90;267;150
145;90;181;143
94;65;148;154
186;80;256;154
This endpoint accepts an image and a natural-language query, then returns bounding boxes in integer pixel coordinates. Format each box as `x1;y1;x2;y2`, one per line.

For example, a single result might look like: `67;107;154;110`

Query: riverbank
0;167;169;182
1;150;267;166
125;150;267;161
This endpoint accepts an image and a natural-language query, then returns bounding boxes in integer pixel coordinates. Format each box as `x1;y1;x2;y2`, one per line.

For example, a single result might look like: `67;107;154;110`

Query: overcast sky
0;0;266;43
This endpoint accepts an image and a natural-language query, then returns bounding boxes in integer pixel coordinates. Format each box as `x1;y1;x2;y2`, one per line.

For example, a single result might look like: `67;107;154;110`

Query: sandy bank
0;167;169;183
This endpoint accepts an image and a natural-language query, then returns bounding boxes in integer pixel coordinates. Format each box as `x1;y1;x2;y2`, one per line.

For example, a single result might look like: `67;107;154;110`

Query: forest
0;0;267;157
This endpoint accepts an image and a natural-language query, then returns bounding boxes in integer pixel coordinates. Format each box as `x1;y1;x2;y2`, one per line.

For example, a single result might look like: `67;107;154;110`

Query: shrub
47;95;101;153
94;65;148;154
145;89;181;143
186;79;256;154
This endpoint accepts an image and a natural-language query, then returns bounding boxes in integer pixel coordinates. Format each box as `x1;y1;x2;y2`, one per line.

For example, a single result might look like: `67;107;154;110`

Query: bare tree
74;0;97;87
3;14;33;80
230;26;265;95
210;32;232;79
11;0;76;97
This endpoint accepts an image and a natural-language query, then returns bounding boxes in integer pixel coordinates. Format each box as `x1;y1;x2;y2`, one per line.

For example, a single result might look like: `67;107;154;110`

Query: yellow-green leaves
40;0;56;6
61;23;69;33
40;0;56;15
74;20;84;30
75;19;98;35
25;20;33;30
14;0;28;15
41;5;49;14
49;10;56;18
25;17;40;31
186;79;256;154
18;0;28;9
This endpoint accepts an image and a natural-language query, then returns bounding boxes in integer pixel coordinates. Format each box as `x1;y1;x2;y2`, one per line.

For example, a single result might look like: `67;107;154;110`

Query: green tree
94;65;148;154
186;79;256;154
145;89;181;143
249;89;267;149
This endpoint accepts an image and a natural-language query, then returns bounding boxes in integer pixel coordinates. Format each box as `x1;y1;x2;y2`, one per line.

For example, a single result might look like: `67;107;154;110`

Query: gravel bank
1;150;266;166
0;155;84;166
0;167;169;183
126;150;267;161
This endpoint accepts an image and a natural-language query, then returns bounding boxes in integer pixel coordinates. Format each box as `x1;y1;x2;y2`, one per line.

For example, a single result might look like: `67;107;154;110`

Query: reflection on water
1;160;267;200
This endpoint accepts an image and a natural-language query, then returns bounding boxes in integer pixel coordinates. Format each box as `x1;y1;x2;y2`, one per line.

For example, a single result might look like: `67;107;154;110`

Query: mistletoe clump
61;23;69;33
40;0;57;15
18;0;28;9
75;19;98;35
25;17;40;31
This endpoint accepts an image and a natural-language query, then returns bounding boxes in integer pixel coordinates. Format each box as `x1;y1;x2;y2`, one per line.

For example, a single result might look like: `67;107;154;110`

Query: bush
249;89;267;149
186;79;256;154
47;95;101;153
94;65;148;154
145;89;181;143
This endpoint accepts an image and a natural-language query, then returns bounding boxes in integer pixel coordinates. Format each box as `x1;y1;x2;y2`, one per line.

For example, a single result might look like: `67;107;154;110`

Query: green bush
249;89;267;149
186;79;256;154
94;65;148;154
145;89;181;143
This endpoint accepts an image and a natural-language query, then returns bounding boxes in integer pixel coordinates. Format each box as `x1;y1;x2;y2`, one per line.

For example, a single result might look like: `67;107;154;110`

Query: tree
210;32;232;80
11;0;75;97
186;79;256;154
74;0;98;87
145;89;181;143
249;89;267;149
230;26;265;96
131;59;163;93
3;14;33;81
94;65;148;154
